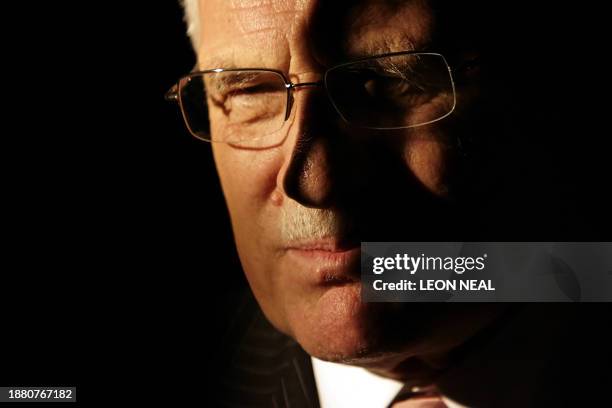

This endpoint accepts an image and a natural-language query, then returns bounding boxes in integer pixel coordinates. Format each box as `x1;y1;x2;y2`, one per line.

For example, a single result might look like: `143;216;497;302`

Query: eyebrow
342;36;426;62
198;49;278;71
375;58;418;77
205;70;277;95
213;71;258;85
198;36;425;73
197;58;239;71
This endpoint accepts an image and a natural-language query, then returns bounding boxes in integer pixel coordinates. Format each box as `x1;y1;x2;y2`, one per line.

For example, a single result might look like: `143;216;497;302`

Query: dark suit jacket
213;289;320;407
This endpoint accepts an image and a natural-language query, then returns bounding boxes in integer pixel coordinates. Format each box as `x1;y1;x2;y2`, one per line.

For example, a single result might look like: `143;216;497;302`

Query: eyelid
209;72;268;93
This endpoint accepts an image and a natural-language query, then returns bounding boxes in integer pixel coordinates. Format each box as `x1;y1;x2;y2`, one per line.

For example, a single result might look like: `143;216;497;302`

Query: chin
284;282;388;363
278;286;491;366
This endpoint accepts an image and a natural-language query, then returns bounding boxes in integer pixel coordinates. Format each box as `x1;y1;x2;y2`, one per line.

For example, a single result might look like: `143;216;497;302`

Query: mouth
285;238;361;286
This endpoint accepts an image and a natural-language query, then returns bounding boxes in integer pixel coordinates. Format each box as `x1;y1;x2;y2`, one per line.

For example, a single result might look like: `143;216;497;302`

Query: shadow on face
200;0;595;377
282;0;515;240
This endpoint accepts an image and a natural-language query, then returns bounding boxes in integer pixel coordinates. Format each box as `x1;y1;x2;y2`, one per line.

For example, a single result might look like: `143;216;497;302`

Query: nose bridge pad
285;89;294;121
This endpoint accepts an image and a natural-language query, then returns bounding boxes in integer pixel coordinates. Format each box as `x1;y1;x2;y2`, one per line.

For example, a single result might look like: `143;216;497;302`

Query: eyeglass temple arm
166;63;200;102
165;84;179;102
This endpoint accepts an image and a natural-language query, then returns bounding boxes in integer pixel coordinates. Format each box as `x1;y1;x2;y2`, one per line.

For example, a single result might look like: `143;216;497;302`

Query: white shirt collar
311;357;404;408
311;357;469;408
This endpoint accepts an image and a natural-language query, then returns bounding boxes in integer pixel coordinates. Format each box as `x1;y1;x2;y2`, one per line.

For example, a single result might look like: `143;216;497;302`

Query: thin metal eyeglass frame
165;51;457;141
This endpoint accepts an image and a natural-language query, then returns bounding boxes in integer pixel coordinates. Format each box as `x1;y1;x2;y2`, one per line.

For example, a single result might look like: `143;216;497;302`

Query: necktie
391;385;448;408
392;395;447;408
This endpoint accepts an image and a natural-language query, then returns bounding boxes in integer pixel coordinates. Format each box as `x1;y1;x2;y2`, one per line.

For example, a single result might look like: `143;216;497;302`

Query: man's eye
363;77;418;98
226;82;282;98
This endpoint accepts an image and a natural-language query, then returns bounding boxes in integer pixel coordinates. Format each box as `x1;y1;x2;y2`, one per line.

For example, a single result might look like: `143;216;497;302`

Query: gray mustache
280;201;351;242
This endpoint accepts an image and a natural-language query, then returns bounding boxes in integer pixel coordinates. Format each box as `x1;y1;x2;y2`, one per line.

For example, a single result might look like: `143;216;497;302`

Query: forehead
197;0;434;68
198;0;298;68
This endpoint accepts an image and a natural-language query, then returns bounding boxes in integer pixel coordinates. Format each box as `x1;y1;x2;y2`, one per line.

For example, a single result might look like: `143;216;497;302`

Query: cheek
211;143;290;333
211;142;283;278
402;136;450;196
212;143;282;216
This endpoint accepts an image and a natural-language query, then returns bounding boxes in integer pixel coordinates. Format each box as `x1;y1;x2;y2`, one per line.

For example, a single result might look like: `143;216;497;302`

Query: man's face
198;0;503;377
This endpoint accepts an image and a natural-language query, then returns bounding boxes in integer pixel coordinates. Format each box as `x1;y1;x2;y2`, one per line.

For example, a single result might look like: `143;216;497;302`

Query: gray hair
181;0;200;51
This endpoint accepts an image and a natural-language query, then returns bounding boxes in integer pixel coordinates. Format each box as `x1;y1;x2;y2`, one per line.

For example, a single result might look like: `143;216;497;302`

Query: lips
285;238;361;285
286;235;360;251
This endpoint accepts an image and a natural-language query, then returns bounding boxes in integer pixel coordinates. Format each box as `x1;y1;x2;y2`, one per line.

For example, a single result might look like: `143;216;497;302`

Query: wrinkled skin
197;0;506;384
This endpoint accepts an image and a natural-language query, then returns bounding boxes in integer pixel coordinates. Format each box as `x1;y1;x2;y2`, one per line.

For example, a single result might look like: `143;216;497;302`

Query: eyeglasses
166;51;456;148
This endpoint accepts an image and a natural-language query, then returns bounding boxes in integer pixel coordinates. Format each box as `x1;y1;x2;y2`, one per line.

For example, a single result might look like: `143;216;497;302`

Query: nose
282;87;339;209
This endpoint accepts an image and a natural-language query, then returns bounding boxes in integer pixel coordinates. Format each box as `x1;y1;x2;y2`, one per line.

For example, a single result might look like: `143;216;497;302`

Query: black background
2;1;611;406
